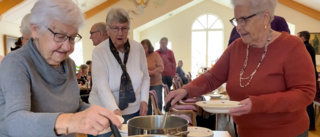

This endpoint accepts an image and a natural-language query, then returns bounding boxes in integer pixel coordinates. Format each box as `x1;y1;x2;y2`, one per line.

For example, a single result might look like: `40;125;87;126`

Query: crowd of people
0;0;318;137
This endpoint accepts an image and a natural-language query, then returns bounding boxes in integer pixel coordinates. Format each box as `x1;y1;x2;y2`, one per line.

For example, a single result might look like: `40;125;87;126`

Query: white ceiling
1;0;319;26
1;0;106;25
293;0;320;12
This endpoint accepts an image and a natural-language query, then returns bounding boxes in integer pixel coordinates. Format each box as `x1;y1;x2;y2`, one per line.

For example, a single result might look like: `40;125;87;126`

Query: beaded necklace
239;30;272;87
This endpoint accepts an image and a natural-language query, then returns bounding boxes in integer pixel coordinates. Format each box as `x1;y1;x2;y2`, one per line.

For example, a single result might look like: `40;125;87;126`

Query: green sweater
0;39;89;137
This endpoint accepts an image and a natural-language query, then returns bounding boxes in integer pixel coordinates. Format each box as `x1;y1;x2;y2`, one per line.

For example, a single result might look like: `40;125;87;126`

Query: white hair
106;8;131;27
20;13;31;35
30;0;85;34
231;0;277;21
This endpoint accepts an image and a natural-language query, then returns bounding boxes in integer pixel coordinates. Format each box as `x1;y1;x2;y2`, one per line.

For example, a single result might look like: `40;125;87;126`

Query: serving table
75;130;231;137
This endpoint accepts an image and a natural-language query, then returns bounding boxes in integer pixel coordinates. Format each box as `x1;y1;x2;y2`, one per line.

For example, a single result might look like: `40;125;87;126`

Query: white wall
140;0;234;74
275;4;320;65
276;4;320;33
0;21;21;56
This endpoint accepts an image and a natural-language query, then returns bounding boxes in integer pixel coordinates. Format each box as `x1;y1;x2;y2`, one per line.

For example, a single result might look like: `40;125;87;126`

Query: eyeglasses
90;31;100;35
229;11;264;27
47;27;82;44
108;25;130;33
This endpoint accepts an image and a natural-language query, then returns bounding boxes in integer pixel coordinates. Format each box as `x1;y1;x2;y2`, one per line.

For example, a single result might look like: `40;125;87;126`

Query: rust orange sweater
146;52;164;86
184;32;316;137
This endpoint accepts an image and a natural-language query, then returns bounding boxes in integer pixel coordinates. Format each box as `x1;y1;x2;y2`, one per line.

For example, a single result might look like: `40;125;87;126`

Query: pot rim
127;115;188;130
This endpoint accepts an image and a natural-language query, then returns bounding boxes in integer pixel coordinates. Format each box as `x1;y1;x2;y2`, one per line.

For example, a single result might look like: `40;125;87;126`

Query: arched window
191;14;223;77
69;41;83;67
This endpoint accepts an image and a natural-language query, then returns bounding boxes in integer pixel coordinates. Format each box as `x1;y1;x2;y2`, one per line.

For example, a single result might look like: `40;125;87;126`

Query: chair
186;74;192;83
163;83;201;106
172;75;203;106
162;83;169;97
179;97;204;106
172;75;183;90
149;90;163;115
188;72;192;79
149;90;195;126
162;84;197;126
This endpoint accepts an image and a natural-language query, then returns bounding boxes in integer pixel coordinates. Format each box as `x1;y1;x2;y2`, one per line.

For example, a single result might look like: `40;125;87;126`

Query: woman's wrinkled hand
229;98;252;116
139;101;148;116
87;76;91;81
68;105;122;136
164;89;188;106
113;109;122;116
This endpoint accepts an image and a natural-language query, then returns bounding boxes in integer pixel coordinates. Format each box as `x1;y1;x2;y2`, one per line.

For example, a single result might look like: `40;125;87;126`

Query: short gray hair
20;13;31;35
106;8;131;27
80;64;88;70
231;0;277;21
160;37;168;42
30;0;85;34
95;22;108;36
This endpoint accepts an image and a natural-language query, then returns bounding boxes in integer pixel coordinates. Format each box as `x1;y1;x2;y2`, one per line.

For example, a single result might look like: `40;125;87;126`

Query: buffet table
75;130;231;137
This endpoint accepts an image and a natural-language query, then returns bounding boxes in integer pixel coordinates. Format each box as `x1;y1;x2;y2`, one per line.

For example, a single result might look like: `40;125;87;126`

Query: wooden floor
309;115;320;137
309;129;320;137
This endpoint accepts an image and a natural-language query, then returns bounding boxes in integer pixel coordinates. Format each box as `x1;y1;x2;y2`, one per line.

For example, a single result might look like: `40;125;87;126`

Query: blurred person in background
77;64;90;86
176;60;188;84
297;30;317;131
141;39;164;115
90;22;109;46
86;60;92;77
156;37;176;90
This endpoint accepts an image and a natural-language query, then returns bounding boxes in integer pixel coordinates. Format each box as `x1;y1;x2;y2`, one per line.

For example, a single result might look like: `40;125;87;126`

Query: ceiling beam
279;0;320;21
84;0;120;19
0;0;24;16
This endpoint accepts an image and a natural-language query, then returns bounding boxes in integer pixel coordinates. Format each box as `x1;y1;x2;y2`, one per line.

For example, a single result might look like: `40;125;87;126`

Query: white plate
196;100;243;114
202;107;232;113
98;115;124;135
187;126;213;137
209;94;222;99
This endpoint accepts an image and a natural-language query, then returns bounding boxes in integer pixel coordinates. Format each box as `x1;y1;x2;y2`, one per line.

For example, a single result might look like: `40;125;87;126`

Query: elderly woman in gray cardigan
0;0;121;137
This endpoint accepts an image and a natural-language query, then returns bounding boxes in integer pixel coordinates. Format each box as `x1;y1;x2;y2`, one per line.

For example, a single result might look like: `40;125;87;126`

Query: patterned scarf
109;39;136;110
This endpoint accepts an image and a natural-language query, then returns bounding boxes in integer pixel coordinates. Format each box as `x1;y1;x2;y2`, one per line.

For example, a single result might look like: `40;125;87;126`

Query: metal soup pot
127;135;179;137
127;115;188;136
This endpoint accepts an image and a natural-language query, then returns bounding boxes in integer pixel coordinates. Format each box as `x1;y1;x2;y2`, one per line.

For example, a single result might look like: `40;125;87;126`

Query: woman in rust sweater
141;39;164;115
165;0;315;136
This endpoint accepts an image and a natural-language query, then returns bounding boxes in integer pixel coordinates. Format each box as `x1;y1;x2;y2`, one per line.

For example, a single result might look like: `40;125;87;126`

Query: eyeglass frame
229;11;265;27
89;30;100;35
107;25;130;33
47;27;82;44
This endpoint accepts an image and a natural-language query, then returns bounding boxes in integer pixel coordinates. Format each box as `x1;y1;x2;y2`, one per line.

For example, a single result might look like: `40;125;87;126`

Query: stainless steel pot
127;115;188;137
127;135;178;137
